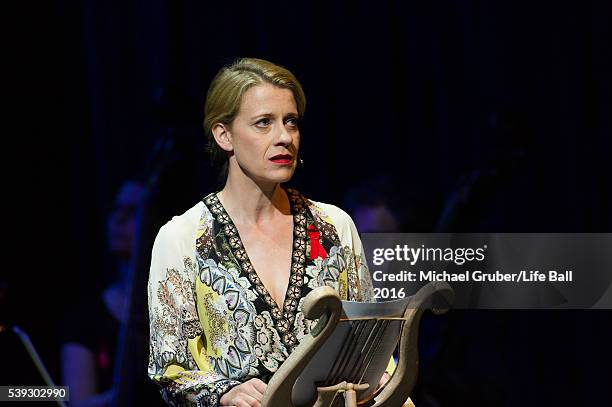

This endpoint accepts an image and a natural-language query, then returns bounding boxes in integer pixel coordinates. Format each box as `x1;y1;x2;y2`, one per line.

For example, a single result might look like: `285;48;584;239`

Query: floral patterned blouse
147;189;375;406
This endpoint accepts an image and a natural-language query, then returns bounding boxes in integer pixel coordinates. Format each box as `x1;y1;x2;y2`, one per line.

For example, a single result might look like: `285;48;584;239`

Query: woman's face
226;83;300;186
107;181;144;259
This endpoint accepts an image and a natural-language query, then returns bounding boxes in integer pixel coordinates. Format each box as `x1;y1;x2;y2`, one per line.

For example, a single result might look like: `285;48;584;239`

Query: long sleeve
148;219;241;406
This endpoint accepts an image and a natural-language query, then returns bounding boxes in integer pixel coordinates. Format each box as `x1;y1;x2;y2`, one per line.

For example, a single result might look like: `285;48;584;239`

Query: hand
220;378;267;407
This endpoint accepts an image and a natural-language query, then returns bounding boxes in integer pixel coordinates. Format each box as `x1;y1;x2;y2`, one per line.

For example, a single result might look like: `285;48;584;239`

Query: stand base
315;381;370;407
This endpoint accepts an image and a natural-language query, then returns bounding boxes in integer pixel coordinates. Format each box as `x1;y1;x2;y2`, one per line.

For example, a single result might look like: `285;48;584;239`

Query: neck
219;173;290;226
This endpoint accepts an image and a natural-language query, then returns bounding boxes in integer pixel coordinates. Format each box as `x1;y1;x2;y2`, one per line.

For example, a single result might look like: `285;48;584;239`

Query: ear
211;123;233;152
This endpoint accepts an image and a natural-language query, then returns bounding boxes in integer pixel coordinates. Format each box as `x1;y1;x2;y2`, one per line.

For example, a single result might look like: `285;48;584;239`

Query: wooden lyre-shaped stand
261;281;454;407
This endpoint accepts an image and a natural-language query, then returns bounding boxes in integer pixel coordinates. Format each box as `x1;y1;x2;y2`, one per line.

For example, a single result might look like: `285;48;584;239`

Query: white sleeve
147;219;240;406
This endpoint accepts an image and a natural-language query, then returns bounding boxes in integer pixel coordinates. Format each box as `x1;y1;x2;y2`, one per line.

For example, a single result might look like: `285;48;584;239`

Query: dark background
4;0;611;406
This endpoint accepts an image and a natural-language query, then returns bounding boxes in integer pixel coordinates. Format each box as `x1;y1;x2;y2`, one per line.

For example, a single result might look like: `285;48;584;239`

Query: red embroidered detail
308;224;327;260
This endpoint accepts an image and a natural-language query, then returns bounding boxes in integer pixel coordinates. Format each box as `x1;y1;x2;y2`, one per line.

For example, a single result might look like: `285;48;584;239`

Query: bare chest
235;216;294;309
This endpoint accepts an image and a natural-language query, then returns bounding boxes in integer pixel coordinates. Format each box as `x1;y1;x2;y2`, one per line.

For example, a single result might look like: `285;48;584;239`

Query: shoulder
307;199;355;230
300;194;361;247
153;201;207;250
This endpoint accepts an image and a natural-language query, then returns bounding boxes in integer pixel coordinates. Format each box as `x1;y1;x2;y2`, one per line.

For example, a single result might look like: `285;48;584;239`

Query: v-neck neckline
203;188;308;349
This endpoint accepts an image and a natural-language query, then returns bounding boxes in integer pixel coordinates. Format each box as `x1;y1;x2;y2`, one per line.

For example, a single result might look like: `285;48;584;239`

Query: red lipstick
270;154;293;164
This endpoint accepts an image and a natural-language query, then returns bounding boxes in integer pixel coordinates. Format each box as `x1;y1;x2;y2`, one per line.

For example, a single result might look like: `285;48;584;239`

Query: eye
285;117;299;129
255;118;272;128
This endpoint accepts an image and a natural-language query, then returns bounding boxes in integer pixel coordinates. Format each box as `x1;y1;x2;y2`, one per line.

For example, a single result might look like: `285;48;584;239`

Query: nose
276;125;292;146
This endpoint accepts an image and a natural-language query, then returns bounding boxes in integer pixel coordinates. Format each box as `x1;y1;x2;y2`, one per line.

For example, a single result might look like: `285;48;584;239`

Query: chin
257;168;295;185
272;174;294;184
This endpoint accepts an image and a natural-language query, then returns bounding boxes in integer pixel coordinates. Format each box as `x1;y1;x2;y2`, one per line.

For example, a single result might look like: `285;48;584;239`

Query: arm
61;343;97;400
148;222;241;406
61;343;115;407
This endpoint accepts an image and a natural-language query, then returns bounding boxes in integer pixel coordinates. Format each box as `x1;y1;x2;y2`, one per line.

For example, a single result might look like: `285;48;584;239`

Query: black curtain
7;1;611;406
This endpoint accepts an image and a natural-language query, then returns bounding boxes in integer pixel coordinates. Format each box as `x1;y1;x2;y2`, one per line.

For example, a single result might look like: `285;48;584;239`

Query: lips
270;154;293;164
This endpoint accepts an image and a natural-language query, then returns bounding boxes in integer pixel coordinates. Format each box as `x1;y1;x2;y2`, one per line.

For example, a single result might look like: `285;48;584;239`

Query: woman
147;58;391;406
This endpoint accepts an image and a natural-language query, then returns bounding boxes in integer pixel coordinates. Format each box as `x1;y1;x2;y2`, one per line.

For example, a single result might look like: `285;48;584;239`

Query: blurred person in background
61;180;144;406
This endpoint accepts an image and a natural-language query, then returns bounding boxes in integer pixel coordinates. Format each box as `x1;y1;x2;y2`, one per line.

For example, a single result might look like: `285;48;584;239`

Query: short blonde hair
203;58;306;165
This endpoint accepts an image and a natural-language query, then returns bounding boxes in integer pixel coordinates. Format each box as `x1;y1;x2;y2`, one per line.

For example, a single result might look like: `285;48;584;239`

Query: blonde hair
203;58;306;166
